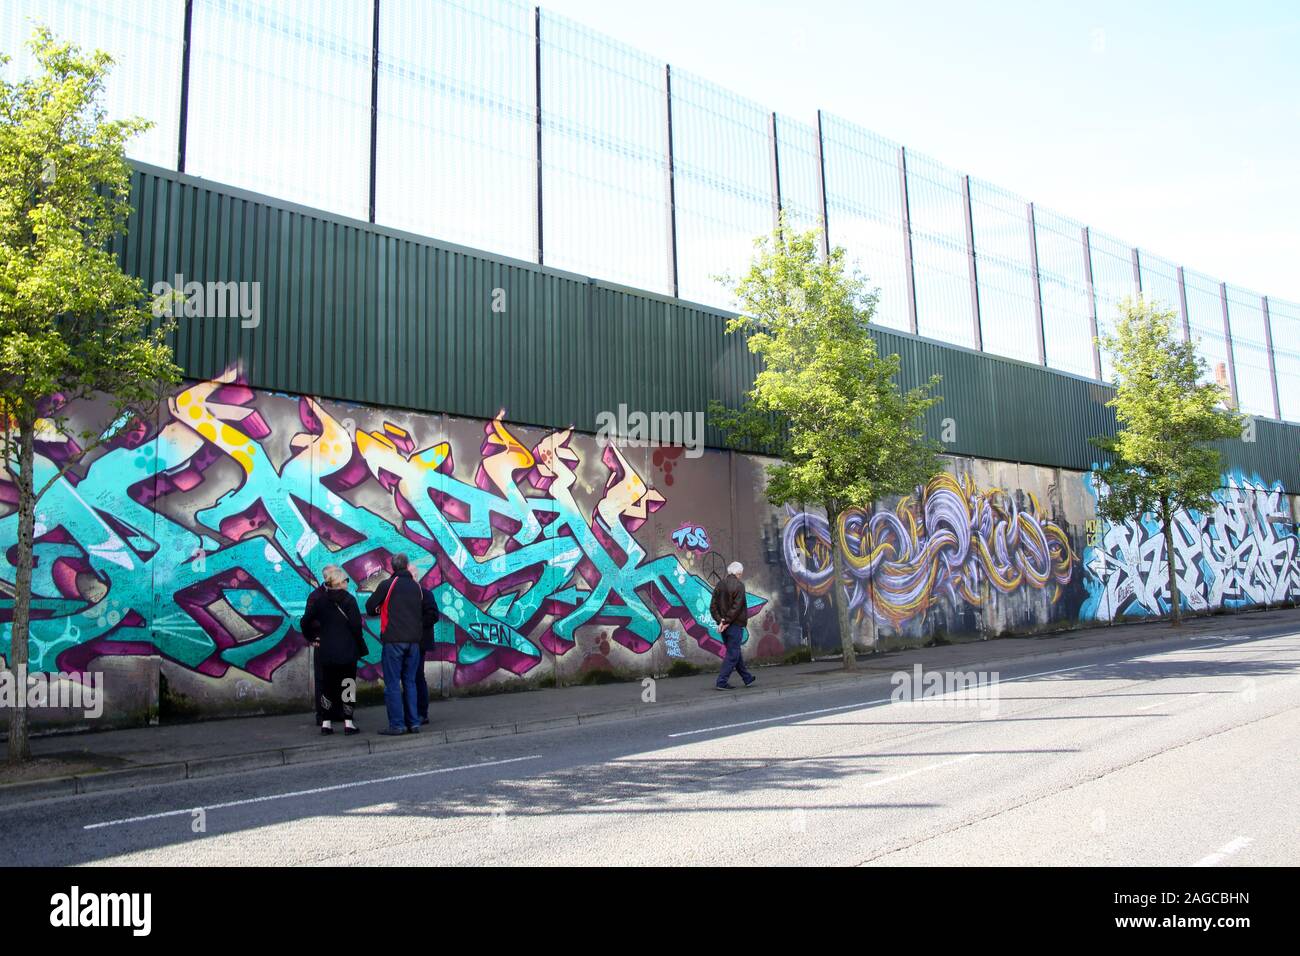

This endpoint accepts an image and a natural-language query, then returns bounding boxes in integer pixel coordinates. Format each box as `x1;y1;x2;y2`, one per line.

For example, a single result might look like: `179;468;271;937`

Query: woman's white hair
727;561;744;576
322;565;348;589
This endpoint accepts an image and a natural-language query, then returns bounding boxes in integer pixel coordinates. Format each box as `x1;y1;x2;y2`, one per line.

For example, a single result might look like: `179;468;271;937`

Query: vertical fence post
176;0;194;172
1262;295;1281;420
1082;226;1102;380
1219;281;1239;408
962;175;982;351
367;0;380;224
664;65;679;298
768;112;782;233
898;146;918;335
1177;266;1192;343
533;6;544;265
1131;247;1141;296
815;110;830;261
1027;201;1046;365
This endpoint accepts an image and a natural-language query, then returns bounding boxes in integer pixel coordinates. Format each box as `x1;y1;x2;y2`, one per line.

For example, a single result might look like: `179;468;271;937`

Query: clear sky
538;0;1300;303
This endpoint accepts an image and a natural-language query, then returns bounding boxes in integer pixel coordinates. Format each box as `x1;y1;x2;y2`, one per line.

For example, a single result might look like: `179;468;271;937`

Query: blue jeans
415;654;429;720
717;624;754;687
381;642;420;731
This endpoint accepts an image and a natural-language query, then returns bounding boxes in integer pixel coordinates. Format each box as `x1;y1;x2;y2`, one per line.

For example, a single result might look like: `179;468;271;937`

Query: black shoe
320;725;334;735
743;677;756;687
407;725;421;734
714;684;733;691
379;727;406;736
420;717;430;725
344;725;361;736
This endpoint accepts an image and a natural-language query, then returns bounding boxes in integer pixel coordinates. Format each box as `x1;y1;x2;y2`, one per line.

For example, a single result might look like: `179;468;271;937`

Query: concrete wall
3;370;1298;733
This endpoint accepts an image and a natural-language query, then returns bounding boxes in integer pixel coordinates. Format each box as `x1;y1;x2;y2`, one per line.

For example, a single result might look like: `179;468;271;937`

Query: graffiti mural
671;524;710;552
1082;470;1300;620
783;473;1078;634
0;370;765;687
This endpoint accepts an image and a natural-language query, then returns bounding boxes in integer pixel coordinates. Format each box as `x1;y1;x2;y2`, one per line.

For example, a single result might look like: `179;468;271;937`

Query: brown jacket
710;574;748;628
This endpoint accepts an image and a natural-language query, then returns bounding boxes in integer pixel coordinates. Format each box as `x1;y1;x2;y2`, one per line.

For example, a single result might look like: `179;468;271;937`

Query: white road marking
83;754;543;830
1134;693;1206;712
668;698;890;739
861;752;982;791
1193;836;1253;867
667;661;1101;738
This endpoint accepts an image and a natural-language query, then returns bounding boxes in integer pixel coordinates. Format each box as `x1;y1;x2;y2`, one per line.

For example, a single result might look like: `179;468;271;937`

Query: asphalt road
2;622;1298;867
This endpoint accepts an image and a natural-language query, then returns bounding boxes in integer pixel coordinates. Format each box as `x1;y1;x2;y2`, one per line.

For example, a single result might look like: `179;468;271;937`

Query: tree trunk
1162;498;1182;629
827;507;857;671
7;424;35;763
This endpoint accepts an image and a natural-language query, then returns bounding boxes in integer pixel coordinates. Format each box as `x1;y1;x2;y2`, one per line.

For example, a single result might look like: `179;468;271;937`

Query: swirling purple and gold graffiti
783;474;1076;629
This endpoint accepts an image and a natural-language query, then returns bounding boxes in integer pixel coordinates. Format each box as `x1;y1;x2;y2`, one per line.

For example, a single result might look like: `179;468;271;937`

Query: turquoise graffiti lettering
1;371;764;686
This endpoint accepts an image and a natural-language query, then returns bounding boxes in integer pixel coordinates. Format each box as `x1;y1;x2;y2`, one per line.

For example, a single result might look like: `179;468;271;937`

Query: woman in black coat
300;565;365;735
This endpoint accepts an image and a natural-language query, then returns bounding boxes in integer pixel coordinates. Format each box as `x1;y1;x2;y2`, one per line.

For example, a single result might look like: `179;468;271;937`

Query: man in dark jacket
300;565;365;735
710;561;755;690
365;553;439;734
414;616;436;726
302;584;326;726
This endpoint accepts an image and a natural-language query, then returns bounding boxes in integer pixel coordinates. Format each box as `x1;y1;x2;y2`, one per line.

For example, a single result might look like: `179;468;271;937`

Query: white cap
727;561;744;575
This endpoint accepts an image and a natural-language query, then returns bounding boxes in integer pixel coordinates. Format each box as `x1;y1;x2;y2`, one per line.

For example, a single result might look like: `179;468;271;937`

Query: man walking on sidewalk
365;554;439;734
710;561;755;690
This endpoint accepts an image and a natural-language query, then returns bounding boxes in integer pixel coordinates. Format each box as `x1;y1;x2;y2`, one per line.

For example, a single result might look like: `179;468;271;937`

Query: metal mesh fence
969;179;1039;364
2;0;184;168
1225;285;1276;418
1269;299;1300;422
906;149;976;348
540;10;670;290
375;0;536;261
774;114;823;239
1087;229;1138;383
187;0;372;220
1033;206;1096;378
1184;268;1235;398
669;69;771;309
1136;252;1184;338
819;115;910;332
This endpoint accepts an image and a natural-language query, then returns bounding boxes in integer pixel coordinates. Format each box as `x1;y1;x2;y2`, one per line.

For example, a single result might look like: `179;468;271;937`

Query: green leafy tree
1;29;181;762
712;221;941;669
1089;297;1241;627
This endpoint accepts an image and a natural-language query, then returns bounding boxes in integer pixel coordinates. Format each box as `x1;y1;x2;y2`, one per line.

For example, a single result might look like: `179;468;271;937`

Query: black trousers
318;661;358;721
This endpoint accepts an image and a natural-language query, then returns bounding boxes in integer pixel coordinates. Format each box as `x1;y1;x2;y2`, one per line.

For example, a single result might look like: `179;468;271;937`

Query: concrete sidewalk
2;607;1297;807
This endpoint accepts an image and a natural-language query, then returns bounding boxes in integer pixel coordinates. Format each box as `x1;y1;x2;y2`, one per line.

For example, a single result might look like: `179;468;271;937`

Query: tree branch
30;406;149;503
